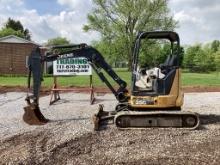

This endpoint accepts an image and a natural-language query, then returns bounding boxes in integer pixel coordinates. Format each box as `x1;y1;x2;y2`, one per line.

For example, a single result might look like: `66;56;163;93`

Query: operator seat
155;54;179;94
160;54;178;74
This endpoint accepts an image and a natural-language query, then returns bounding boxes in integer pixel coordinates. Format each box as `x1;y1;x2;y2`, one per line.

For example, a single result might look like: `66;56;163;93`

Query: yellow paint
129;69;183;109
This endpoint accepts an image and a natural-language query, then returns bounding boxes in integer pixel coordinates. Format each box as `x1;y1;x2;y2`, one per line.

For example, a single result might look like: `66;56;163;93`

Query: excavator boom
24;44;128;125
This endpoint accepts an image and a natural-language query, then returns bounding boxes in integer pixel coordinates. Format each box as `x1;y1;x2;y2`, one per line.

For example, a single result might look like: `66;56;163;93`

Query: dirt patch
0;92;220;164
0;85;27;93
0;125;220;165
183;86;220;93
1;85;220;94
0;85;51;96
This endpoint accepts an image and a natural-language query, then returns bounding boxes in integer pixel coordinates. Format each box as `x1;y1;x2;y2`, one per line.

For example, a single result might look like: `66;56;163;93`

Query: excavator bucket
23;46;49;125
23;104;49;125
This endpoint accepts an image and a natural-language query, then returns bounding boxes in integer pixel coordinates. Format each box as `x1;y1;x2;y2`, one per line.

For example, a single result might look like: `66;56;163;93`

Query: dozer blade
93;104;115;131
23;104;49;125
114;111;200;129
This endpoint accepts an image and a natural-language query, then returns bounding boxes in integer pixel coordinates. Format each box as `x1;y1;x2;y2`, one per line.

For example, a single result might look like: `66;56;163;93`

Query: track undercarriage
93;104;200;130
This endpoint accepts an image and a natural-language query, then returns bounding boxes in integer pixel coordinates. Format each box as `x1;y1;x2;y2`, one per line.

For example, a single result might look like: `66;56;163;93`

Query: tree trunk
127;54;132;71
127;46;133;71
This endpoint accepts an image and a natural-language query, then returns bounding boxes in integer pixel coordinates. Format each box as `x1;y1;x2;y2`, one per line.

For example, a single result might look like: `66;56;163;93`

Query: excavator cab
130;31;183;108
113;31;199;129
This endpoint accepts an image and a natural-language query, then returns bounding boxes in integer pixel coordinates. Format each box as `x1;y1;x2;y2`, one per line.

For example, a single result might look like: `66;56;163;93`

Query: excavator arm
24;44;128;125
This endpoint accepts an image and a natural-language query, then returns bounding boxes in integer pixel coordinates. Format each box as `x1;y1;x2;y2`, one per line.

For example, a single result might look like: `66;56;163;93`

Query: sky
0;0;220;45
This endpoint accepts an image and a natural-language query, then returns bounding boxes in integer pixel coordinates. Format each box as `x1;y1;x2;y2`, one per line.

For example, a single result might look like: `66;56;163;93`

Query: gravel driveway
0;92;219;164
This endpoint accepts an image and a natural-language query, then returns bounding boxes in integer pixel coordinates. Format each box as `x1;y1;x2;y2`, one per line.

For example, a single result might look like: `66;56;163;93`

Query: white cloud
57;0;92;11
1;0;220;45
0;0;24;26
174;11;202;24
169;0;220;45
0;0;99;44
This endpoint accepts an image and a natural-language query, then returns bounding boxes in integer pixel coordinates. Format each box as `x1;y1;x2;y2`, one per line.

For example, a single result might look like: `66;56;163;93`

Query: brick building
0;35;40;75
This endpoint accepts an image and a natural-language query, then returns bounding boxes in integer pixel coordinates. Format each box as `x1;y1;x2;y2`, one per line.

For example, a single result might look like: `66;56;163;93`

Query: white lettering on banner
53;57;92;76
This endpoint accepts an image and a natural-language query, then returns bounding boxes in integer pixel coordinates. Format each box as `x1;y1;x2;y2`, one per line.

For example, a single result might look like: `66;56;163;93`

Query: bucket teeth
23;104;49;125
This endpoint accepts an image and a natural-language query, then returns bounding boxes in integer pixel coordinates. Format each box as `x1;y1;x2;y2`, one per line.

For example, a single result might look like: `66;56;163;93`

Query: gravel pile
0;92;220;164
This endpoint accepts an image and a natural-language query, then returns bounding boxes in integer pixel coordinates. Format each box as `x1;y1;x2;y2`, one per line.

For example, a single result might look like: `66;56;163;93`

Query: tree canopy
84;0;177;69
1;18;31;40
214;50;220;72
183;41;219;72
46;37;70;46
0;27;25;38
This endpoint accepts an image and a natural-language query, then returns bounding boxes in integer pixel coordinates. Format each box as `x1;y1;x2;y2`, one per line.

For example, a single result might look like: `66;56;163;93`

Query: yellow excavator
23;31;200;130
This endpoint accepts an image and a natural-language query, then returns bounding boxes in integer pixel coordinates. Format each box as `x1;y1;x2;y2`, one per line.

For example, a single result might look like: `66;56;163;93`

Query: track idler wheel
23;104;49;125
182;115;198;128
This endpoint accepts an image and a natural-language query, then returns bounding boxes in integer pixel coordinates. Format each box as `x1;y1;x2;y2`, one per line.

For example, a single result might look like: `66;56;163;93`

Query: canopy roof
138;31;180;42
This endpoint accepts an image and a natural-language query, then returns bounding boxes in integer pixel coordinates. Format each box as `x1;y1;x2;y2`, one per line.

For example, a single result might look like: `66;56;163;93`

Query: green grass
0;69;220;87
182;72;220;86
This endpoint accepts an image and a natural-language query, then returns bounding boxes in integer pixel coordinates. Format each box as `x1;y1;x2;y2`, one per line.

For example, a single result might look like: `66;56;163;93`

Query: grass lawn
182;72;220;86
0;69;220;87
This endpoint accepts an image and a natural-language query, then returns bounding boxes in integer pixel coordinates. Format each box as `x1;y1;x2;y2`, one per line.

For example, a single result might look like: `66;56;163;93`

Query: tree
183;45;200;70
84;0;177;69
45;37;71;74
178;46;184;66
46;37;70;46
211;40;220;53
92;38;128;67
0;27;25;38
183;44;216;72
193;47;215;72
213;50;220;72
4;18;31;40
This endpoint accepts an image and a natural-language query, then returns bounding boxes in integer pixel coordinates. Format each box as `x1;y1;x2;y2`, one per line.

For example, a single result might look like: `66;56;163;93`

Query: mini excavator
24;31;200;130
